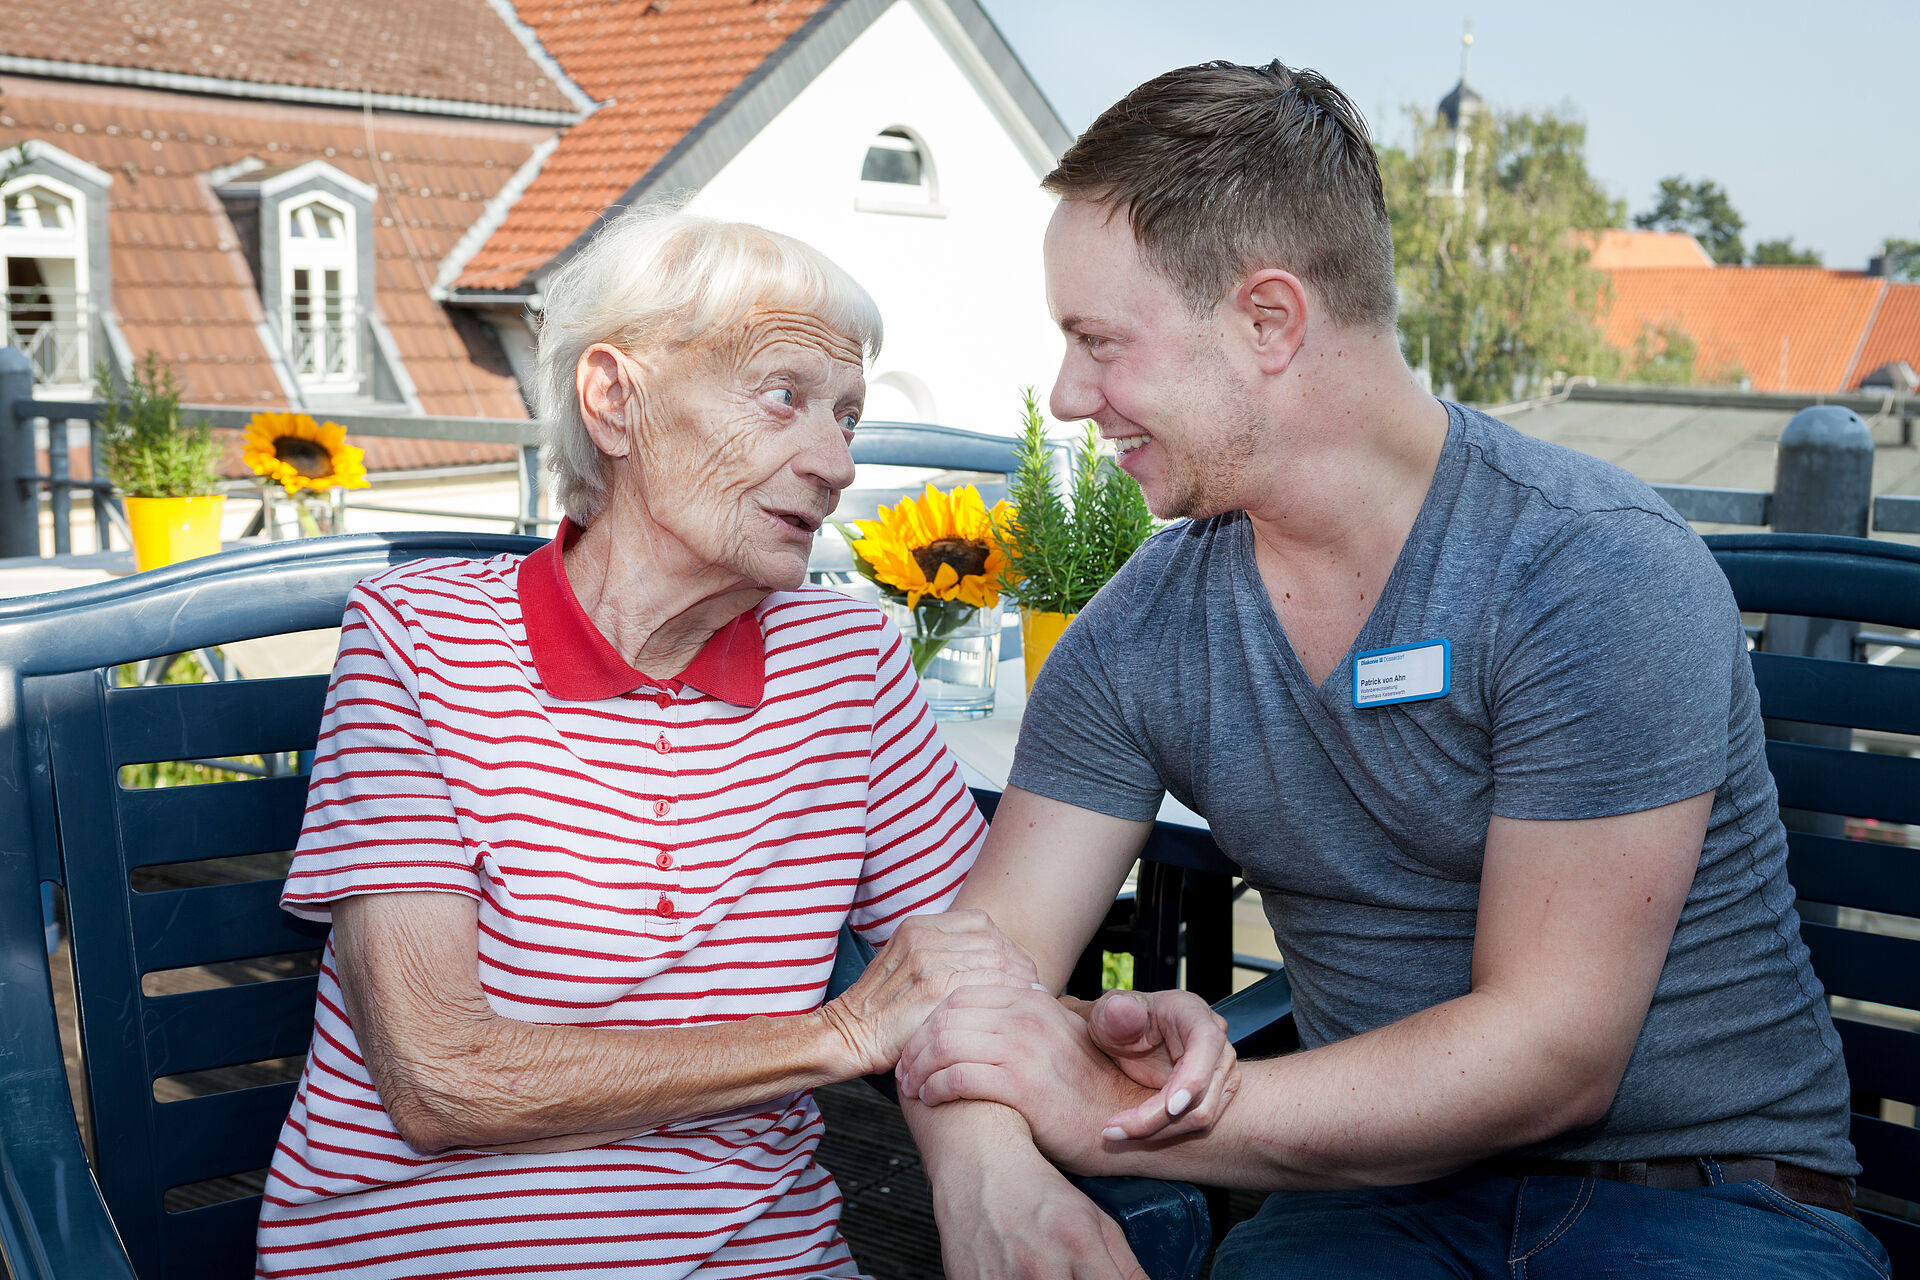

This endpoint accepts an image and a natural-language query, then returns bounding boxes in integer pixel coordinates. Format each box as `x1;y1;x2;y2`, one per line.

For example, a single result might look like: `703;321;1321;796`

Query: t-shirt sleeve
1006;579;1167;823
849;612;984;944
280;582;481;921
1488;510;1736;821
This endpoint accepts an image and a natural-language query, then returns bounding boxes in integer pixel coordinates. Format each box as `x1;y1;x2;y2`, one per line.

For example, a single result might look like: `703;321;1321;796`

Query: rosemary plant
96;354;223;499
993;388;1156;614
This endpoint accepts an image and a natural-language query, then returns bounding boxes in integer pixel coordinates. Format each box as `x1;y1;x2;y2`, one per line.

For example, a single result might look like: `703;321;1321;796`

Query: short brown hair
1044;60;1396;329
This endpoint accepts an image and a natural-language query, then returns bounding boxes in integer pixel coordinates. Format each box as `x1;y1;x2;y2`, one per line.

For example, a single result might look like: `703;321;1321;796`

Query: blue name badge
1352;639;1450;709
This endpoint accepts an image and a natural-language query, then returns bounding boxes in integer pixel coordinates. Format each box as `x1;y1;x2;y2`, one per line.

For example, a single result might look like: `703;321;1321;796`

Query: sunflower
241;412;368;494
844;483;1011;610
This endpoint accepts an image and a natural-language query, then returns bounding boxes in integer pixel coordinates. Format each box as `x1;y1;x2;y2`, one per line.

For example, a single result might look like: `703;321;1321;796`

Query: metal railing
285;312;357;382
1;287;89;388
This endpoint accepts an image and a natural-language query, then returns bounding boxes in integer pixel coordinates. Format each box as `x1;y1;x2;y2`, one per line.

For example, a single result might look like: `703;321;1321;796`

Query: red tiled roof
1601;267;1887;393
1585;229;1713;270
1850;283;1920;387
0;0;577;114
454;0;831;291
1;75;543;427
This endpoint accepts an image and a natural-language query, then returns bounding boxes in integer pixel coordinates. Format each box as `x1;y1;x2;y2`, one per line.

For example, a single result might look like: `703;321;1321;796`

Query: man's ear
577;344;637;460
1229;270;1309;375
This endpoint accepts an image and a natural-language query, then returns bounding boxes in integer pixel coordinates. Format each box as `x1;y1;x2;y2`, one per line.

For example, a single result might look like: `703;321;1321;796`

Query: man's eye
840;411;860;432
769;387;795;407
1080;334;1105;351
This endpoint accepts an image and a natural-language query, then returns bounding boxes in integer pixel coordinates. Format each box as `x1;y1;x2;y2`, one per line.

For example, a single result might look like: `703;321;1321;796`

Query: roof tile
0;0;577;113
1851;284;1920;387
455;0;831;291
1602;267;1887;393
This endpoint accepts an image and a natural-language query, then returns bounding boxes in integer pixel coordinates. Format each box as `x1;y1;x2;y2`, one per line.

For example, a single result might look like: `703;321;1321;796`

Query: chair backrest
1705;533;1920;1273
0;533;541;1280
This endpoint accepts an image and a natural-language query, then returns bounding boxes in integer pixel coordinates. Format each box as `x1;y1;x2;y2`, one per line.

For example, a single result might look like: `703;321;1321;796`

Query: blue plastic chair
1705;533;1920;1275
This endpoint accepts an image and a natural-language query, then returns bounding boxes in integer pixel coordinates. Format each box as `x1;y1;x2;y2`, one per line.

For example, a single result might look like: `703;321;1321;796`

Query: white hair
532;206;884;525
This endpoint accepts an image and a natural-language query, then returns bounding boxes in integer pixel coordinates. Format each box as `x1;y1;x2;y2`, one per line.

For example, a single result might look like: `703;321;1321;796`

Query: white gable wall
686;0;1063;438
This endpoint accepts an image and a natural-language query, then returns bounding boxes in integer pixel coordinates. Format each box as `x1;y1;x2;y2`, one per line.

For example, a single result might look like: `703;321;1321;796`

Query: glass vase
882;598;998;721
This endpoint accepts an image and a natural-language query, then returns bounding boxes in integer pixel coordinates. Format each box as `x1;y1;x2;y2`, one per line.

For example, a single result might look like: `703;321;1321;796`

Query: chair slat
145;978;320;1079
1853;1114;1920;1207
1709;536;1920;630
152;1084;296;1190
132;881;327;973
1788;833;1920;919
118;776;310;868
161;1195;266;1280
1801;923;1920;1010
1765;740;1920;826
106;676;329;765
1861;1207;1920;1280
1835;1016;1920;1107
1749;651;1920;737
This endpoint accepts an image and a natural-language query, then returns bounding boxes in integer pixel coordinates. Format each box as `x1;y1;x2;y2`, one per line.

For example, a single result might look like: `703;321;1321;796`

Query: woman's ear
1230;270;1310;376
577;344;637;460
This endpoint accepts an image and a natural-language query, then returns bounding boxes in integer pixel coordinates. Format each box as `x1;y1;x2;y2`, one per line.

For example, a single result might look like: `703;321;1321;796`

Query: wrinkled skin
566;309;865;674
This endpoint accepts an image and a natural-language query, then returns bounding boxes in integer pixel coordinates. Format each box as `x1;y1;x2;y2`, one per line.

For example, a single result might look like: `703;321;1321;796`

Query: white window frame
279;192;358;389
855;125;946;219
0;173;90;392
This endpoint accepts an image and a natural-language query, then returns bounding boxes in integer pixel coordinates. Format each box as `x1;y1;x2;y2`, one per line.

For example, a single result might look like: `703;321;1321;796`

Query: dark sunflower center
912;537;989;582
273;436;334;479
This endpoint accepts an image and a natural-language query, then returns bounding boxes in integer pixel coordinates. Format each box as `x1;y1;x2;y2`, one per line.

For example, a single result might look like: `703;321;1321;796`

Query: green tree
1882;239;1920;282
1382;108;1624;404
1750;238;1822;266
1634;176;1745;265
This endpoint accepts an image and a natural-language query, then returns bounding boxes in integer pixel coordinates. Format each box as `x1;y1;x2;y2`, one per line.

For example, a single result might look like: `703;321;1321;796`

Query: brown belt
1482;1155;1857;1219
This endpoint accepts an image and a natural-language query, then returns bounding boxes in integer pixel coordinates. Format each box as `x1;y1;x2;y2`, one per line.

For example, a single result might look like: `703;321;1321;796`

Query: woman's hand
820;909;1041;1076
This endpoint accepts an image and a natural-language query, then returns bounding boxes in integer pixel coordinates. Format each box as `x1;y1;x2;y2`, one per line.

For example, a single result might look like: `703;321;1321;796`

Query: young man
899;60;1888;1279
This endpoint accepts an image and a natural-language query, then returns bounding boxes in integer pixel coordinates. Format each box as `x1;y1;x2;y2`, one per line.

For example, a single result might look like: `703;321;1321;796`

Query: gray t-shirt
1011;401;1855;1173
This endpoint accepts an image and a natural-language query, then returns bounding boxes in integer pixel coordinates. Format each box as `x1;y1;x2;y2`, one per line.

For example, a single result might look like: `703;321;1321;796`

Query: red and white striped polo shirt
256;521;985;1279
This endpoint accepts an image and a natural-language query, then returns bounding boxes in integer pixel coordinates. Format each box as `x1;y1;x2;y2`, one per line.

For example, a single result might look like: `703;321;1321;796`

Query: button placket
650;693;684;933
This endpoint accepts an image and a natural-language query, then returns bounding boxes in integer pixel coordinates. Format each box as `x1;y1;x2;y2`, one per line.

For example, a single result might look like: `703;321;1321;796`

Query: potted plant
241;411;368;536
96;354;226;571
993;388;1157;691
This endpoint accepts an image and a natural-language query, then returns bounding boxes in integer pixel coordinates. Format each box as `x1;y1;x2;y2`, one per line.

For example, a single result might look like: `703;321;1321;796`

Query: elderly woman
252;212;1043;1279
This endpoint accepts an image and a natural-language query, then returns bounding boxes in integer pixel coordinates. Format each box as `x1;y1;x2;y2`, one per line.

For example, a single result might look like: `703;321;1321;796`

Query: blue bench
1;532;1912;1279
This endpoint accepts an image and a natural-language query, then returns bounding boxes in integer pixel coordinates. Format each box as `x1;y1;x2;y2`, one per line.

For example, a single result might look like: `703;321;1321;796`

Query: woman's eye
769;387;795;407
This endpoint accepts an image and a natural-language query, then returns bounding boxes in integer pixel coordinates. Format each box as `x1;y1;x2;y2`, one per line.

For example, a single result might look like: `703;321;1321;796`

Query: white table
936;656;1209;831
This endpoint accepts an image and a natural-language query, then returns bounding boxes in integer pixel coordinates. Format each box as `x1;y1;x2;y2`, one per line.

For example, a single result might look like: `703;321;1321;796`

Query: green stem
907;598;980;676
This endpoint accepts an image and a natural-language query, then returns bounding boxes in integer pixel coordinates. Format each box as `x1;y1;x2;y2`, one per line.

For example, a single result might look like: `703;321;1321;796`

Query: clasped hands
897;975;1239;1167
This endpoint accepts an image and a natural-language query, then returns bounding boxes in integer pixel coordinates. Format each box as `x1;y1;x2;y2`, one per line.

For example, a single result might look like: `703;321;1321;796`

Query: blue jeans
1209;1166;1891;1279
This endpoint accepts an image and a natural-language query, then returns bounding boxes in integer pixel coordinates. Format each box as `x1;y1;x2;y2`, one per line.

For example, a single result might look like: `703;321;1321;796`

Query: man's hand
820;910;1040;1076
898;986;1190;1171
1082;988;1237;1140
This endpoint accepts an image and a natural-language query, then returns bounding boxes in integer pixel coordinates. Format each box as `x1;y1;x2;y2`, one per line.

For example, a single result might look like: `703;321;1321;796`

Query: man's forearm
1071;988;1615;1190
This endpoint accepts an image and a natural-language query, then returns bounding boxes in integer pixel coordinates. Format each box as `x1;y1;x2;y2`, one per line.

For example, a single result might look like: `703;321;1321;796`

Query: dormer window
1;175;91;390
856;126;945;218
281;195;357;387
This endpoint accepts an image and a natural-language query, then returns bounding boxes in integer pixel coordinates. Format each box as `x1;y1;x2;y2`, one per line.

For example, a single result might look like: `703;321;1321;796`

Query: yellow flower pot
1020;608;1076;693
126;494;225;572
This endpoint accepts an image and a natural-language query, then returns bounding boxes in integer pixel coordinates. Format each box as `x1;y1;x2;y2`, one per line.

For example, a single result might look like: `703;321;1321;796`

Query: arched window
1;176;89;389
857;126;944;217
281;195;357;387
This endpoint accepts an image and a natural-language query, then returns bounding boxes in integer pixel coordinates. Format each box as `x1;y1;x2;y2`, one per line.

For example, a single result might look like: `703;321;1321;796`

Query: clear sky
974;0;1917;271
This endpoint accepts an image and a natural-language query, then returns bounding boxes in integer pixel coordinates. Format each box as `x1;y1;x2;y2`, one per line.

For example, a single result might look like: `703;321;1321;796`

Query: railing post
1762;406;1874;840
0;348;39;558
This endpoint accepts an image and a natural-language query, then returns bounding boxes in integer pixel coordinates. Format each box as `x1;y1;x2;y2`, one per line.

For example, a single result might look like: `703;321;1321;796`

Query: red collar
517;516;766;706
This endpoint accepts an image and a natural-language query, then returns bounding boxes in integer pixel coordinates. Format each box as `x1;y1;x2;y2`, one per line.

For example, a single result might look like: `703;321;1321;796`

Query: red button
653;799;671;818
657;898;675;918
654;690;672;708
655;735;672;754
655;851;673;870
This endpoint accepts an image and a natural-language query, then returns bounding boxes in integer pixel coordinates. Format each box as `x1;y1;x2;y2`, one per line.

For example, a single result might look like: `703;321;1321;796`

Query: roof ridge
478;0;600;116
1841;280;1893;391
